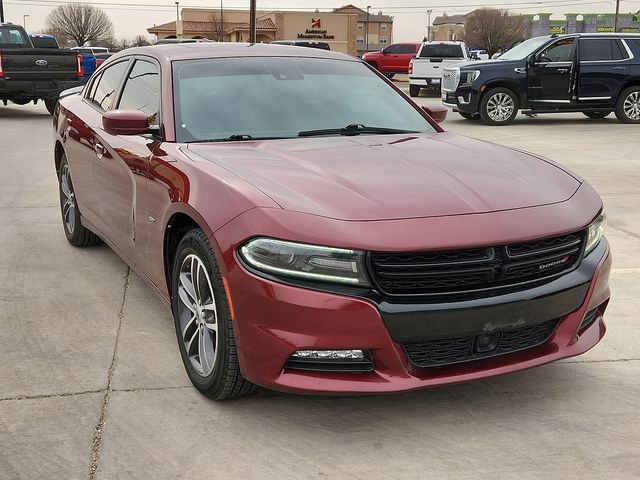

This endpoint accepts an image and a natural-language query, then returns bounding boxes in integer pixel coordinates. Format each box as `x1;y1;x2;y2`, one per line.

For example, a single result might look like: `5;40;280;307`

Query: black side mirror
528;55;536;67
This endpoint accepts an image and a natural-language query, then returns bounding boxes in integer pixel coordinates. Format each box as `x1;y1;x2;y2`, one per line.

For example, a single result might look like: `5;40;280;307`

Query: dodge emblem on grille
538;255;570;271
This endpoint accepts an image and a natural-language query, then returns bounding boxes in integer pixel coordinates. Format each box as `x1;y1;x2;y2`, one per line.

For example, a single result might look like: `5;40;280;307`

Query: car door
578;38;631;103
94;57;162;265
383;44;403;71
528;37;577;104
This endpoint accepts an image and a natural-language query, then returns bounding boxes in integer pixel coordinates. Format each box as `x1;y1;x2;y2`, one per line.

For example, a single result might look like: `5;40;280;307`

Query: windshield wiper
298;124;419;137
223;134;254;141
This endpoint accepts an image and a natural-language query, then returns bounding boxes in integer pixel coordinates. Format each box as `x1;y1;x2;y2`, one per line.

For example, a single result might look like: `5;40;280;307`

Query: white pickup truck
409;41;471;97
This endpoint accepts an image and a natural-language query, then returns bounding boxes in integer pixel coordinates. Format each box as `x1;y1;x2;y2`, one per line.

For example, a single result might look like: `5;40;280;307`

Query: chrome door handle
557;68;569;73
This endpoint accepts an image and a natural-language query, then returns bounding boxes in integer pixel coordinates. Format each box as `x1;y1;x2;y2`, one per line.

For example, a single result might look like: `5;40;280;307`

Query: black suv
441;34;640;125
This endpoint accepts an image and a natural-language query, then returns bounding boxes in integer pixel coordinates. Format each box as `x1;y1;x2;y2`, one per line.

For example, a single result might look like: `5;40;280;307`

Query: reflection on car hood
454;59;517;69
186;132;580;221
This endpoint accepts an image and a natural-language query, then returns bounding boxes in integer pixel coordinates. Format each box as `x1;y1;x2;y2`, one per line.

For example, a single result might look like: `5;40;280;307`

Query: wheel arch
162;206;219;301
614;78;640;101
54;140;65;175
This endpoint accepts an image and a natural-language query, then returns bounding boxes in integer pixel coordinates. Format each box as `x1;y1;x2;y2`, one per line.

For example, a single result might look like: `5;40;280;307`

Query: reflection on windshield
172;57;435;143
499;36;552;61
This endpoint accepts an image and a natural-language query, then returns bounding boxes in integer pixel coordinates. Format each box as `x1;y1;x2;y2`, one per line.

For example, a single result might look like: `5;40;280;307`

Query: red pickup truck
362;42;421;79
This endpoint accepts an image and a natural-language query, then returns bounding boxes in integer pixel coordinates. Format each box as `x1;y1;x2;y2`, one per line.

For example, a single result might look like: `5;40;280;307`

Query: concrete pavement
0;101;638;479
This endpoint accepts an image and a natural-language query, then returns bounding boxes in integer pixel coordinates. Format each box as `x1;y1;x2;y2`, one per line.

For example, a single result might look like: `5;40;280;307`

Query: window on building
357;35;365;45
357;23;364;30
380;36;389;44
381;23;387;31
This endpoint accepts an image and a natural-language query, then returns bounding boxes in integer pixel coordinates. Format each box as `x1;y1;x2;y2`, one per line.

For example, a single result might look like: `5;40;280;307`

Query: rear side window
401;44;418;54
419;44;463;58
118;60;161;126
581;39;614;61
612;40;629;60
89;61;129;111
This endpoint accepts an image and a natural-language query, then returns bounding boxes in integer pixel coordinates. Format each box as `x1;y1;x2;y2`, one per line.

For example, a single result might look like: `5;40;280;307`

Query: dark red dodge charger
53;43;611;399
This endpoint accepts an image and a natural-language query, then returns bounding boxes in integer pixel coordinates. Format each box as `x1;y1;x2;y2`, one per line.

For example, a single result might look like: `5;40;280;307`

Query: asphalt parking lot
1;93;639;479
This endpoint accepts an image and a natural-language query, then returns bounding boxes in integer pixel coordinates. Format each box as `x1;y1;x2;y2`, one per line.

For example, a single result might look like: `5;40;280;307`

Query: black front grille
403;318;560;368
369;232;584;297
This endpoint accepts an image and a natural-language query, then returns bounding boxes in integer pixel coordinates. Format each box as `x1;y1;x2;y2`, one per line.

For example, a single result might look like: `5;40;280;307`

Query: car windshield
419;44;463;58
172;57;435;143
498;36;552;60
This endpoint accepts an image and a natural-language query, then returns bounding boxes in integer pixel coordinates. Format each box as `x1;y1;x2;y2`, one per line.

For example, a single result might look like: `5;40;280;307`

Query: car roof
111;42;354;62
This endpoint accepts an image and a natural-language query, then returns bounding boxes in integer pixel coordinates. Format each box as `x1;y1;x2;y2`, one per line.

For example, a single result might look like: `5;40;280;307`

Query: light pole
366;5;370;53
426;9;433;41
249;0;256;43
0;0;4;23
614;0;621;32
23;14;30;30
175;1;179;36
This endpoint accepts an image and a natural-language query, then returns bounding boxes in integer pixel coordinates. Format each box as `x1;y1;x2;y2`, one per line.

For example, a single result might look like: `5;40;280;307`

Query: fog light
474;333;501;353
292;349;364;359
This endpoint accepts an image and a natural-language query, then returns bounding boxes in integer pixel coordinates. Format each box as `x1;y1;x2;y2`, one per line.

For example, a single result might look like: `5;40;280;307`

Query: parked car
470;49;489;60
94;52;113;68
155;38;213;45
409;41;471;96
441;33;640;125
271;40;331;50
70;46;110;55
53;43;610;400
0;23;84;114
362;42;421;79
29;33;59;49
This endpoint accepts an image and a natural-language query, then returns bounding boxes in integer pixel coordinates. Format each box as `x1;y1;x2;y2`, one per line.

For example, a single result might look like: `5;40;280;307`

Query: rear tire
58;155;101;247
479;87;519;126
583;111;610;119
384;72;395;80
172;229;257;400
45;99;57;115
409;85;420;97
614;86;640;124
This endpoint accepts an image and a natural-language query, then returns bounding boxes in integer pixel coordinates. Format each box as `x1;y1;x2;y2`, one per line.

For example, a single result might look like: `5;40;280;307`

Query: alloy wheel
623;91;640;120
177;254;219;376
486;92;515;122
60;164;76;234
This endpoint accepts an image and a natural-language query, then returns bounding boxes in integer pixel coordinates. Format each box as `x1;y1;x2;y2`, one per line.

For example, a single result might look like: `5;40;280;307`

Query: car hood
455;58;520;69
186;132;580;221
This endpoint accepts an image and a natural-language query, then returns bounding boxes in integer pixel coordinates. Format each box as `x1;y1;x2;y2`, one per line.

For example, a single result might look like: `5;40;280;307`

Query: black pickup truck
441;33;640;125
0;23;83;114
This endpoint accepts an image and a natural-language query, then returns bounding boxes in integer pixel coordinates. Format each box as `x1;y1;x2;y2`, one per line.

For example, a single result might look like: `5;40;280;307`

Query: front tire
615;87;640;124
409;84;420;97
172;229;256;400
479;87;519;125
58;155;101;247
384;72;395;80
45;99;57;115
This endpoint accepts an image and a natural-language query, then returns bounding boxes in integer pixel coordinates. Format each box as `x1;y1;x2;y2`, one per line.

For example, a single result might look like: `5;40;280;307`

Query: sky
5;0;640;43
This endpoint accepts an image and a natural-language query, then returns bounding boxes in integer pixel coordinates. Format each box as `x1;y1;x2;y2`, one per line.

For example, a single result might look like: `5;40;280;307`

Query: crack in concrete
563;358;640;364
89;267;131;480
0;389;104;403
608;223;640;240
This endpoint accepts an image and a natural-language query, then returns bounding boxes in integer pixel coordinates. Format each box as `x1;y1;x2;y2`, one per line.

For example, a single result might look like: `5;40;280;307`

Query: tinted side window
581;39;613;61
538;38;574;62
420;44;463;58
385;45;402;54
612;40;629;60
118;60;161;126
86;72;102;101
401;44;418;54
90;61;129;111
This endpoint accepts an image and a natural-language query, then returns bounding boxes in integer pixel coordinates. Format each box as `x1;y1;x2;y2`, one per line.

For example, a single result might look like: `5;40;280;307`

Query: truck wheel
384;73;395;80
583;111;610;119
45;99;58;115
409;85;420;97
11;99;30;105
480;87;518;126
615;87;640;124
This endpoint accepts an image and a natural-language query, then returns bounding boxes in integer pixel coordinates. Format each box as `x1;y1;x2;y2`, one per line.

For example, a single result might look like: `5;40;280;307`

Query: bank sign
298;18;336;40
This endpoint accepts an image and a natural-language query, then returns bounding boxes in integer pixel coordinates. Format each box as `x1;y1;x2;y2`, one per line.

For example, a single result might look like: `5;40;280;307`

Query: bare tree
208;11;225;42
464;8;527;57
45;3;114;47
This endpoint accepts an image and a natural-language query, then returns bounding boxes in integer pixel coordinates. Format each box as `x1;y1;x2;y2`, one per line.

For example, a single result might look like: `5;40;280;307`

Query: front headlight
460;70;480;85
239;238;370;286
584;213;606;255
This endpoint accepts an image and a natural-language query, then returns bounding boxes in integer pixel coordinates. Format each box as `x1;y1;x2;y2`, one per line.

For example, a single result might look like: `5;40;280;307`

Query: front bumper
441;85;479;114
410;76;442;87
223;238;611;395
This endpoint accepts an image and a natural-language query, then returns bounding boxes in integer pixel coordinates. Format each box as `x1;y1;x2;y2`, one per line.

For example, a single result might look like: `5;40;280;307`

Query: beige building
148;4;393;57
429;14;466;42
